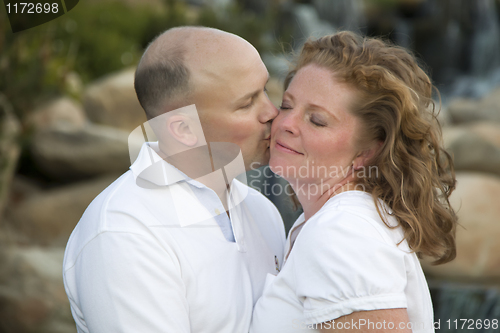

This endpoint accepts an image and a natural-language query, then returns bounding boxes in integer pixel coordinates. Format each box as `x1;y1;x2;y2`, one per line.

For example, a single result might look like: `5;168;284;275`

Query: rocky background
1;0;500;332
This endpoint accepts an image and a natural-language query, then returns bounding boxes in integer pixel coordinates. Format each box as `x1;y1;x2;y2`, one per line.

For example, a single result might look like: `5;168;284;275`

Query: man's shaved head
134;26;258;120
135;26;278;170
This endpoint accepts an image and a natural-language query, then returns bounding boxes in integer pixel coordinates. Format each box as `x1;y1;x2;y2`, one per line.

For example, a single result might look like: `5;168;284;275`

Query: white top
63;142;286;333
250;191;435;333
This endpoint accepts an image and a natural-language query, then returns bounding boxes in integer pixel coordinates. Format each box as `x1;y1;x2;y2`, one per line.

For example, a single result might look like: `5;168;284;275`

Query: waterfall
312;0;366;34
471;0;500;77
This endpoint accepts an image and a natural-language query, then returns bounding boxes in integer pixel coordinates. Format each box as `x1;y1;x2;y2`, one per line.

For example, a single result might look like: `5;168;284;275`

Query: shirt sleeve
64;229;190;333
292;210;409;325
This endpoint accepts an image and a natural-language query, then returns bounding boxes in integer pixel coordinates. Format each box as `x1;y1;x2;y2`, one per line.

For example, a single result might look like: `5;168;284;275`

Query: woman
250;31;457;333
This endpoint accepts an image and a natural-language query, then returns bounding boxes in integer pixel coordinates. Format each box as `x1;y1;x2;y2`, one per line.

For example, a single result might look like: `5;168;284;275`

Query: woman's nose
276;108;300;135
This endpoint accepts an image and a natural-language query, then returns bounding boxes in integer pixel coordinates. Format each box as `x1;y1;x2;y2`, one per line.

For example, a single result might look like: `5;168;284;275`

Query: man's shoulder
64;171;162;254
82;170;150;226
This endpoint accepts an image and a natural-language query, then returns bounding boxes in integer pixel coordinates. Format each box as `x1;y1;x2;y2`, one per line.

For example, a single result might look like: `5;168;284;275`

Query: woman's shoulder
299;191;410;252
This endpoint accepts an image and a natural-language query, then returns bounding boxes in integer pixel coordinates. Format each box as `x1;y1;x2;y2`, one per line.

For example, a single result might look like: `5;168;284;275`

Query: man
63;27;285;332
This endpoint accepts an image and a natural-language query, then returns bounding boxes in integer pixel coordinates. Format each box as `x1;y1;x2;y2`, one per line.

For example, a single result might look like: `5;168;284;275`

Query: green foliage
0;0;281;121
0;0;190;120
59;0;190;82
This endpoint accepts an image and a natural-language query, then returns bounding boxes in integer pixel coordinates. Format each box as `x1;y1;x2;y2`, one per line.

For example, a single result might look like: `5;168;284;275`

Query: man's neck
157;144;234;212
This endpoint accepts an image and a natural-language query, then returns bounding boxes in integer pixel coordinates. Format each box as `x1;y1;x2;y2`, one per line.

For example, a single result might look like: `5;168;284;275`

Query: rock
7;174;120;247
83;68;147;131
7;176;42;206
469;122;500;148
0;246;76;333
435;103;452;127
421;173;500;280
31;123;141;180
26;97;87;132
447;97;481;124
0;95;21;220
478;86;500;122
443;127;500;177
442;126;467;146
448;90;500;124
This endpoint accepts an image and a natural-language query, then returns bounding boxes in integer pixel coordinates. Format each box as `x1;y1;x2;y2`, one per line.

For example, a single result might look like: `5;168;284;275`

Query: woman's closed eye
310;115;326;127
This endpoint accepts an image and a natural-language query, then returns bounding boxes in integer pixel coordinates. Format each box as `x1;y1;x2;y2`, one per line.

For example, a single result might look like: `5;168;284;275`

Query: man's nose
259;96;279;123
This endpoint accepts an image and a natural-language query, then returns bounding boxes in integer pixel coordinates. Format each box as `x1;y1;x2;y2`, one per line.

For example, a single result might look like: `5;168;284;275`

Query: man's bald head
134;26;258;120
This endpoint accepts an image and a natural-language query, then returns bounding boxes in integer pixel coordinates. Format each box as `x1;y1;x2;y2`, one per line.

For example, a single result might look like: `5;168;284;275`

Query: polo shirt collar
130;142;206;188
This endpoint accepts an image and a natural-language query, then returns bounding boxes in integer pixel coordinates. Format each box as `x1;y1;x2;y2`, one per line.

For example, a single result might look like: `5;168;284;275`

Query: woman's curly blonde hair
285;31;457;265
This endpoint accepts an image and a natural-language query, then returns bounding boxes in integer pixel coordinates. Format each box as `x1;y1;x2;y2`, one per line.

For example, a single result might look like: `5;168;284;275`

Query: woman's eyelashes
279;103;326;127
279;103;291;110
310;115;326;127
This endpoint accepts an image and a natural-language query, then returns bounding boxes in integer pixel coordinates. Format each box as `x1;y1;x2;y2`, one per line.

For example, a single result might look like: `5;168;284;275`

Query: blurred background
1;0;500;332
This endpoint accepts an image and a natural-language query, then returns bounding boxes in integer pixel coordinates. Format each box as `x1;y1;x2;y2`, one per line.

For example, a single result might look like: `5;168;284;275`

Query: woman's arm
319;308;412;333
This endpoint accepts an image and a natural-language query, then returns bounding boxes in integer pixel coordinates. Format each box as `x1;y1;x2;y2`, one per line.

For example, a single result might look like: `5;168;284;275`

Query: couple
63;27;457;332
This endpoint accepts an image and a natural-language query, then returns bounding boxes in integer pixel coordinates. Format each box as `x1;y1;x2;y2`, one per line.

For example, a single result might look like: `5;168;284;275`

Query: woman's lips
275;140;303;155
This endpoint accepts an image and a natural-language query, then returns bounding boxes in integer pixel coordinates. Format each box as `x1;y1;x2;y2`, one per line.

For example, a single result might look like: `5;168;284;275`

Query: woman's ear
167;115;198;147
353;141;383;170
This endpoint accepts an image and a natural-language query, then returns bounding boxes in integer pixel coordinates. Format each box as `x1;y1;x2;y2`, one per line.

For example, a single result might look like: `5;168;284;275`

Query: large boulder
442;126;500;177
478;86;500;122
26;97;87;132
83;68;147;131
7;174;120;247
421;172;500;280
447;98;481;124
0;246;75;333
31;124;141;180
435;103;452;127
448;88;500;124
469;121;500;147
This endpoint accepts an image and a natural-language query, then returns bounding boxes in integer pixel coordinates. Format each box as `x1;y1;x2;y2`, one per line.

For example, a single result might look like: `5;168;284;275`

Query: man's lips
275;140;303;155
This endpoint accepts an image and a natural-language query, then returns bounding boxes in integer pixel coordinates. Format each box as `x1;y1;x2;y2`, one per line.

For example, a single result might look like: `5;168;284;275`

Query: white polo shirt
63;142;286;333
250;191;434;333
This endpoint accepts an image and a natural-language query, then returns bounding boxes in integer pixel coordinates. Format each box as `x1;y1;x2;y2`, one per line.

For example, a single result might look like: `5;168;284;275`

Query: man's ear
353;141;383;170
167;115;198;147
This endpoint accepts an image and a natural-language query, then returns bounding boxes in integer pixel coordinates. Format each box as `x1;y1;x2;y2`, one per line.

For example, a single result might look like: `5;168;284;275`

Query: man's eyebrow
236;74;270;103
